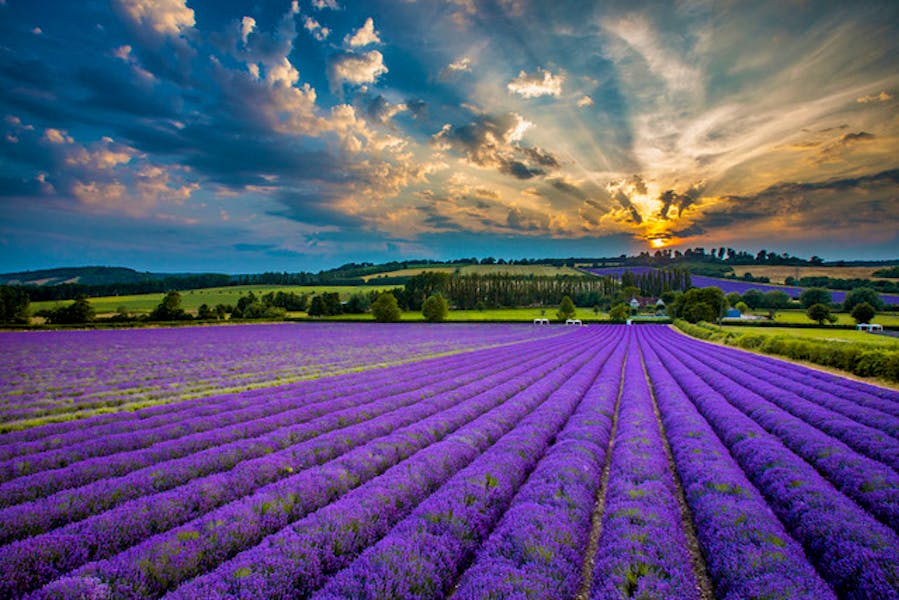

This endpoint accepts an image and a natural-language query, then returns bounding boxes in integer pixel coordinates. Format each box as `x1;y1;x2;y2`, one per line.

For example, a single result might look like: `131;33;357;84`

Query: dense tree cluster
398;271;685;311
0;286;30;324
670;287;726;323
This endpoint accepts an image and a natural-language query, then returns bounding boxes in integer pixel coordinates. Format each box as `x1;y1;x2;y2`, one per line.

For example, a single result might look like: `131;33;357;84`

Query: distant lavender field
585;266;899;304
0;323;562;426
1;323;897;599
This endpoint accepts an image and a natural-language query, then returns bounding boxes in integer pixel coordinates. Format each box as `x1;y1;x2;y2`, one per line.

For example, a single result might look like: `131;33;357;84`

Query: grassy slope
720;325;899;347
736;309;899;326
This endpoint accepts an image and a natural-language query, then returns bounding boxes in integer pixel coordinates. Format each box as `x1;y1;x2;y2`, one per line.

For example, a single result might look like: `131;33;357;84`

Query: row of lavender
0;323;564;425
2;324;899;598
0;325;606;597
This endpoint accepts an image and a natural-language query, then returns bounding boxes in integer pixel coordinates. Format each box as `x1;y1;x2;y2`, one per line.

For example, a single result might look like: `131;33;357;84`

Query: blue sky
1;0;897;273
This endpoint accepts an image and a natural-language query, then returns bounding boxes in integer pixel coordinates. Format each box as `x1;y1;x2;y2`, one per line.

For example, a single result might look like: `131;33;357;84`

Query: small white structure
565;319;583;326
629;298;640;310
533;318;550;325
857;323;884;333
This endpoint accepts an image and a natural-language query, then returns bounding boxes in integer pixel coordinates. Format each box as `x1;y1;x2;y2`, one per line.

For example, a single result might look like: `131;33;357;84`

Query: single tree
725;292;742;308
850;302;876;325
47;295;95;324
0;286;30;324
806;303;834;325
422;293;449;322
197;304;215;320
740;289;764;309
609;303;630;322
557;295;576;321
672;287;725;323
307;295;327;317
371;292;402;322
799;288;832;309
150;291;188;321
735;301;750;314
762;290;791;310
844;288;883;313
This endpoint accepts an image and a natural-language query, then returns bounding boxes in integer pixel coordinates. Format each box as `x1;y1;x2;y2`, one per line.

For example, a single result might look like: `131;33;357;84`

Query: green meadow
31;285;398;316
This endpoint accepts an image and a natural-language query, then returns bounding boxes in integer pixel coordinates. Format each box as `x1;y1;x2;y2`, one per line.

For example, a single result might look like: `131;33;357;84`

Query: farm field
731;264;896;284
0;324;897;599
361;263;583;281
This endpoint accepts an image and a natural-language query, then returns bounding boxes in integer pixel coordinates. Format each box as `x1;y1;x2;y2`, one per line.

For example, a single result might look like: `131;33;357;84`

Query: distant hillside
0;267;167;287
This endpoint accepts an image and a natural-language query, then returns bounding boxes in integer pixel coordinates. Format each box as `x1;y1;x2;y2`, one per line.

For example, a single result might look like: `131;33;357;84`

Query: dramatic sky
1;0;897;273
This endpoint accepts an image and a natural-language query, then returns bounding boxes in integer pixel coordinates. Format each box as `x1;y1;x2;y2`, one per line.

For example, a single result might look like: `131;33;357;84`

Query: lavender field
584;267;899;305
1;323;898;599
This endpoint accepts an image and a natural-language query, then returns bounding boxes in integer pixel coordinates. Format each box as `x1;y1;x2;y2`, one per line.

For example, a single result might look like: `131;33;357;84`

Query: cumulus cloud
857;91;893;103
507;68;564;98
304;16;330;41
112;44;156;81
65;136;137;170
344;17;380;47
114;0;195;37
576;95;593;107
328;50;388;87
443;57;472;77
312;0;340;9
240;17;256;45
43;128;73;144
267;57;300;87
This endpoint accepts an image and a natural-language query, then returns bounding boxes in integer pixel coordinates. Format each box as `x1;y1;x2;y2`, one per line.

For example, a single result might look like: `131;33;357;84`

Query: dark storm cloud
613;190;642;224
549;178;589;200
519;146;560;168
405;99;427;119
698;169;899;231
658;185;701;220
433;112;560;180
363;94;408;125
630;174;648;195
75;66;180;119
268;191;370;229
506;207;542;231
499;159;543;180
